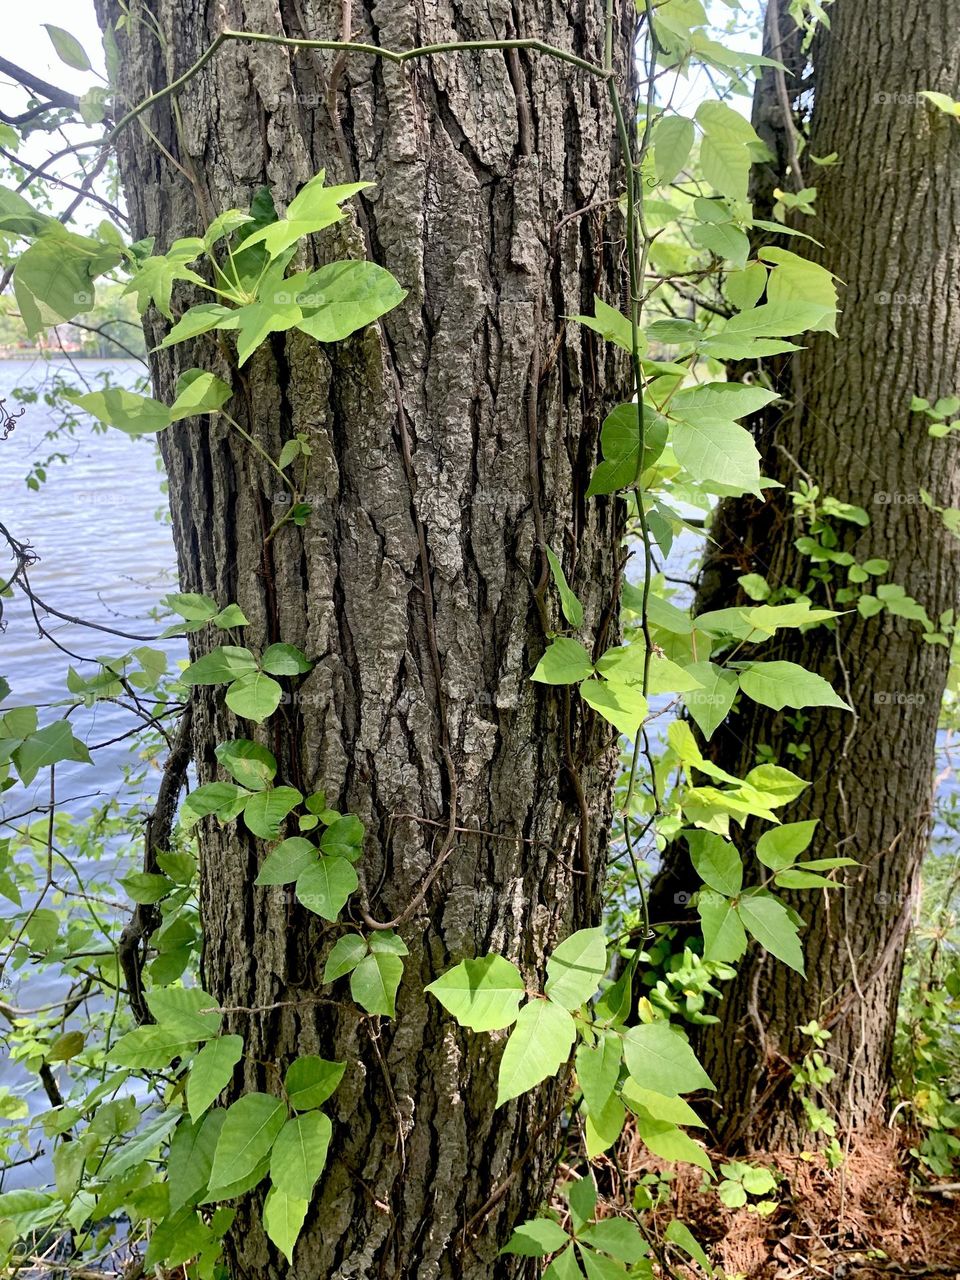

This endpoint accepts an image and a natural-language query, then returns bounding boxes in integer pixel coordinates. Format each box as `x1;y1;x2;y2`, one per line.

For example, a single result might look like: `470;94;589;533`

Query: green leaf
635;1114;712;1171
296;856;358;921
737;892;804;973
208;1093;286;1193
167;1110;225;1211
584;1092;626;1156
774;868;839;889
319;814;365;860
426;955;525;1032
47;1031;84;1062
621;1081;705;1128
622;1022;714;1096
681;662;739;741
544;927;608;1009
586;402;669;497
756;820;818;871
204;209;254;248
664;1219;713;1274
169;370;233;421
684;830;742;897
697;890;747;964
284;1056;345;1110
243;787;302;840
532;638;594;684
255;837;318;886
43;25;92;71
225;672;284;723
717;300;834;341
545;547;584;628
544;1245;583;1280
215;739;277;791
64;387;171;437
580;1217;648;1263
575;1030;622;1114
501;1217;569;1257
160;303;236;348
146;986;222;1041
181;781;249;828
672;417;762;497
236;173;370;259
270;1111;332;1198
182;646;258;685
737;661;849;711
568;1175;598;1230
323;934;369;983
262;1186;308;1264
671;382;778;421
579;679;648;737
572;296;638;353
496;1000;576;1107
261;642;311;675
187;1036;244;1121
350;950;404;1016
228;299;303;366
124;242;206;319
653;115;695;184
294;260;407;341
108;1025;198;1069
13;720;91;785
213;604;249;628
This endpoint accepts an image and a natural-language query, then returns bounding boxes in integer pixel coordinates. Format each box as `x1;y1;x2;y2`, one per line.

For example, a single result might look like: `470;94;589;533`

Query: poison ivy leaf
737;892;804;973
107;1025;198;1070
284;1056;345;1110
225;672;284;723
169;370;233;421
725;262;767;312
208;1093;286;1193
684;830;742;897
568;1175;598;1231
579;679;648;738
760;246;838;334
215;739;277;791
671;382;778;421
756;820;818;871
584;1091;627;1157
544;1246;583;1279
697;890;748;964
323;934;368;983
532;638;594;684
742;763;808;805
13;721;91;785
652;114;695;184
496;1000;576;1107
243;787;302;840
580;1217;648;1263
319;815;365;860
681;662;739;740
425;955;525;1031
255;837;318;885
575;1031;622;1115
350;950;404;1016
294;260;407;341
544;927;608;1009
65;387;171;436
501;1217;569;1256
621;1080;705;1128
737;661;849;711
672;416;762;497
634;1113;713;1172
260;643;311;676
622;1021;714;1096
182;646;257;685
98;1109;181;1181
236;173;370;259
571;296;638;353
586;402;669;497
545;547;584;628
146;986;222;1041
774;867;839;889
187;1036;244;1121
47;1031;84;1062
167;1110;225;1211
717;300;834;341
270;1111;332;1198
262;1185;308;1264
295;856;359;921
181;781;249;828
664;1219;713;1274
43;25;92;71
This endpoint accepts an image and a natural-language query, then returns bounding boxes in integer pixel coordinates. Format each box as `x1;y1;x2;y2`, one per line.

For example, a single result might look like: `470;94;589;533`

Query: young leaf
181;646;258;685
532;638;594;685
544;927;608;1009
575;1030;622;1115
187;1035;244;1121
262;1185;308;1264
225;672;284;723
235;173;370;259
652;114;695;184
681;662;739;740
255;837;318;886
684;830;743;897
43;25;92;71
145;987;222;1041
322;934;368;983
500;1217;569;1257
425;955;525;1031
737;661;849;711
697;890;748;964
65;387;171;437
215;739;277;791
756;820;818;871
294;260;407;341
350;950;404;1017
672;417;763;497
261;643;312;676
496;1000;576;1107
579;678;648;737
243;787;302;840
545;547;584;628
169;370;233;421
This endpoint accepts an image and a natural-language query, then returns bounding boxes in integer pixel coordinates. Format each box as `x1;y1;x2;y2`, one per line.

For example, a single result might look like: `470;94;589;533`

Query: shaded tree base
611;1122;960;1278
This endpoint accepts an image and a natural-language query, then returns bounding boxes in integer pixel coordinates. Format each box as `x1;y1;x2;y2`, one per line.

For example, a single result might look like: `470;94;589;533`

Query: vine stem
103;31;610;153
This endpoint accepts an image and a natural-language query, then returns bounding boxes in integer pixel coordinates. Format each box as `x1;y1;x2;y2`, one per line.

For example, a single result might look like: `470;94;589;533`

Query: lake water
0;357;181;1179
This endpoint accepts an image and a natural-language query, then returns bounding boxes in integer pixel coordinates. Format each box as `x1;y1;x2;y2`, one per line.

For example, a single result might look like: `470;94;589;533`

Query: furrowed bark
96;0;630;1273
651;0;960;1149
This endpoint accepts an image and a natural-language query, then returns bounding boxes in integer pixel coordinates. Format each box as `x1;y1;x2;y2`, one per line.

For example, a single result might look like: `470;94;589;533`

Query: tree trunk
98;0;628;1274
651;0;960;1149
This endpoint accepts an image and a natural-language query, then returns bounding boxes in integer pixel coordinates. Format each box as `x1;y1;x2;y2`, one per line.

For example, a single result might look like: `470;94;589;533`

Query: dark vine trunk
651;0;960;1150
98;0;629;1275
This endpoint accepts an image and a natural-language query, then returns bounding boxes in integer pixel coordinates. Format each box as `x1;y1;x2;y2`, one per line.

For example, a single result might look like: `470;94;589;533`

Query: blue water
0;357;182;1183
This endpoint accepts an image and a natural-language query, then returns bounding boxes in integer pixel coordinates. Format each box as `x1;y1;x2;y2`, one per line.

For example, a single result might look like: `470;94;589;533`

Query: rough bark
97;0;629;1275
651;0;960;1149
